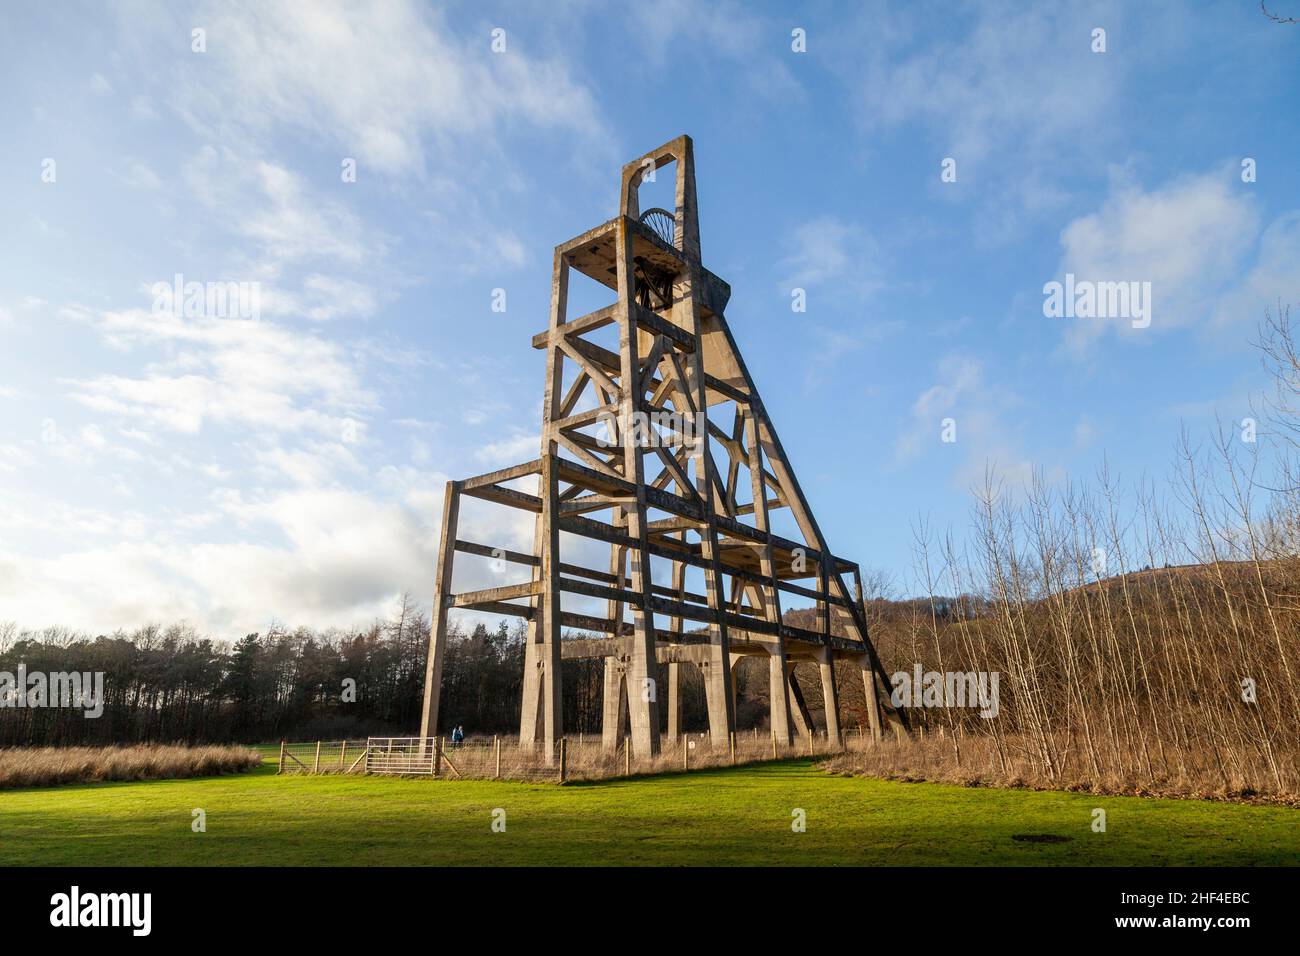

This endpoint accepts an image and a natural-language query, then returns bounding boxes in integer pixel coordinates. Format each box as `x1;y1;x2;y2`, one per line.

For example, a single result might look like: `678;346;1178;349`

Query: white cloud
62;307;375;438
0;467;541;635
129;95;157;120
259;274;378;322
0;445;34;474
627;0;804;103
79;425;108;451
1060;170;1256;302
169;0;604;177
896;354;1035;490
251;442;364;487
112;161;162;190
777;215;883;298
1052;167;1285;350
1212;210;1300;330
857;4;1122;165
183;147;374;269
0;496;149;540
846;3;1126;239
474;433;539;467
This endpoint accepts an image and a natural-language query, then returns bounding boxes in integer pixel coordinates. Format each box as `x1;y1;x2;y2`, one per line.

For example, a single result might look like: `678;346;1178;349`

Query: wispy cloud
62;306;375;438
777;215;883;298
1051;165;1282;352
896;354;1036;491
166;0;605;177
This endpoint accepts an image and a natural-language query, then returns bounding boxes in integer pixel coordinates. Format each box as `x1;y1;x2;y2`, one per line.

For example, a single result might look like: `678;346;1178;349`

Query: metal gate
365;737;444;775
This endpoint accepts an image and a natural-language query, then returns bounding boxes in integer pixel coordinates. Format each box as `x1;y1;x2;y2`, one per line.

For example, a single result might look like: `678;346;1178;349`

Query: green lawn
4;760;1296;866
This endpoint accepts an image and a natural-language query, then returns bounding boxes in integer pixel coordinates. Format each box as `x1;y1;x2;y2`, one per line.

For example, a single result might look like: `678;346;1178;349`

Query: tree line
0;596;845;746
0;592;787;745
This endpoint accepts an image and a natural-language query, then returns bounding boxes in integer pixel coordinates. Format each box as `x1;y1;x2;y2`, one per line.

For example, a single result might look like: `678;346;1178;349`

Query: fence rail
275;739;369;774
273;726;889;783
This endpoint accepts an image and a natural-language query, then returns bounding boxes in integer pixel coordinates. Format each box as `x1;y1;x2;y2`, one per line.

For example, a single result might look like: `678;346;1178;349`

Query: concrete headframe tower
420;135;906;759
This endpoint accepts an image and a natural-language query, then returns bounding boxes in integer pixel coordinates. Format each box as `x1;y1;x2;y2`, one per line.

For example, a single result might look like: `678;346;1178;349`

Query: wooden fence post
559;737;568;783
729;731;736;766
683;738;689;771
624;736;631;776
339;740;347;770
494;735;501;780
771;731;777;760
277;740;285;775
313;740;322;774
434;736;443;776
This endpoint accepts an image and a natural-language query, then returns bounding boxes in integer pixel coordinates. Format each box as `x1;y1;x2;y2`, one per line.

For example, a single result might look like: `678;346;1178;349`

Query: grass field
4;759;1297;866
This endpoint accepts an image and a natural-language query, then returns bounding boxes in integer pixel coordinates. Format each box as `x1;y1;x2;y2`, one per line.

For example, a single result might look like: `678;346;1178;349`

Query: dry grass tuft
0;744;262;790
820;734;1300;806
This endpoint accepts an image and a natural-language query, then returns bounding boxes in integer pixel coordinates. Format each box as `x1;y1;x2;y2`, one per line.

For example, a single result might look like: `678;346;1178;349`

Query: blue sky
1;1;1298;635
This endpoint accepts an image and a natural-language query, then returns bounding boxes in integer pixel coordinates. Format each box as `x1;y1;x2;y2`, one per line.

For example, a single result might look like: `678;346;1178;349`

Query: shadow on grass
562;756;820;787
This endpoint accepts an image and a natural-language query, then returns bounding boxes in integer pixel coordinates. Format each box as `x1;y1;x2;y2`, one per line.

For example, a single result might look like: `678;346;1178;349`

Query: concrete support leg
701;650;734;749
618;500;658;760
535;456;564;764
861;654;883;741
518;508;548;747
613;202;661;761
519;634;544;745
769;650;793;745
666;661;683;741
602;658;629;752
625;634;659;759
729;653;744;726
419;480;460;741
819;649;841;741
787;666;813;738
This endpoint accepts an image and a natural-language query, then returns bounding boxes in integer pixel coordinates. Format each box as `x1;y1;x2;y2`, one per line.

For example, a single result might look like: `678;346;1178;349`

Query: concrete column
525;248;566;750
768;651;794;745
519;638;544;744
623;570;660;758
536;457;564;764
861;654;883;741
419;481;460;740
729;652;744;729
700;655;733;749
613;213;660;760
602;658;628;752
666;661;683;741
518;508;548;747
819;649;842;741
673;254;734;753
787;666;813;738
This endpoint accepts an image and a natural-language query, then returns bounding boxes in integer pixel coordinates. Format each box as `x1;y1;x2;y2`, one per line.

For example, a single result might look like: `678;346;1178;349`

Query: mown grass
4;759;1297;866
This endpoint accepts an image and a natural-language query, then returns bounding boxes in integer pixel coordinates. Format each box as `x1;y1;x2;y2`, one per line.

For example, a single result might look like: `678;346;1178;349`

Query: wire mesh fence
275;739;369;774
273;727;891;783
